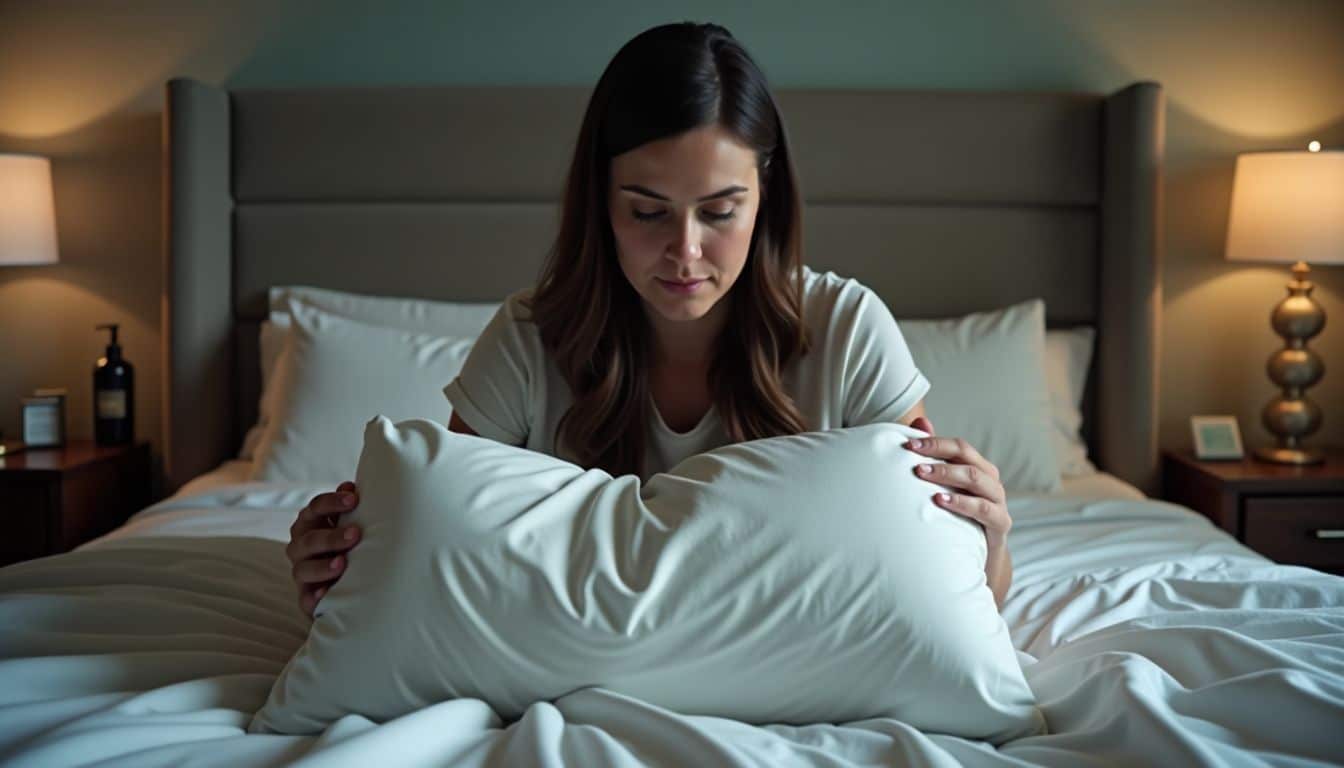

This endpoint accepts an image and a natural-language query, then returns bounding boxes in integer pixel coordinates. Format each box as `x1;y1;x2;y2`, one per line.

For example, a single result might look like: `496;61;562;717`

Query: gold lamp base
1253;260;1327;466
1254;445;1324;465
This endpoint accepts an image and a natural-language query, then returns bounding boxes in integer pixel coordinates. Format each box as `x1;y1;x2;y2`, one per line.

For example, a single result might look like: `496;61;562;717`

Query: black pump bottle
94;323;134;445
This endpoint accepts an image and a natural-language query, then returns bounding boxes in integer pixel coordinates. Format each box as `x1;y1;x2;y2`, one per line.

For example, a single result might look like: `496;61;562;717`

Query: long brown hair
527;22;809;477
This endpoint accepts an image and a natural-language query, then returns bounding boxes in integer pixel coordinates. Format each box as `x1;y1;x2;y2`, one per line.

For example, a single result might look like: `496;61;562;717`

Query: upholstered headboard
163;79;1163;494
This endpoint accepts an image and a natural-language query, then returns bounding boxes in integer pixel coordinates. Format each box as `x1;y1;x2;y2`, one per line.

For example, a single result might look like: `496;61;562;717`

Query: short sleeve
442;294;537;446
841;288;931;427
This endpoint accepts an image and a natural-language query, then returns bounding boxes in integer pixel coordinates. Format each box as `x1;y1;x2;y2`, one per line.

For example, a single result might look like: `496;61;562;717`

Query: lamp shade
0;153;59;266
1226;149;1344;265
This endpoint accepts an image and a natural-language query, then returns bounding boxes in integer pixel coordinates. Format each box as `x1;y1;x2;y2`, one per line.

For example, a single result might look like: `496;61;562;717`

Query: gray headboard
162;79;1163;495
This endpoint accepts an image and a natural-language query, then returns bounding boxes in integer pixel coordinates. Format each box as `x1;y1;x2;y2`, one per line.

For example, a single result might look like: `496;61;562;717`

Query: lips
656;277;708;295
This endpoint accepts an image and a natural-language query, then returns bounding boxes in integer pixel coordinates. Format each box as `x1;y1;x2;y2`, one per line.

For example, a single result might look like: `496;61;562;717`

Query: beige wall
1;1;1342;498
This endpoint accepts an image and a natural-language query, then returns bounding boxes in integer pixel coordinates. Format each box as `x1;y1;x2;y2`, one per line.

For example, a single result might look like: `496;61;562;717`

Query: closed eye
631;208;737;223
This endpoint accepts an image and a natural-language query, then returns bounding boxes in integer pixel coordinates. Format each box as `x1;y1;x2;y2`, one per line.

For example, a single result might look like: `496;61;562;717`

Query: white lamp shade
0;154;59;266
1226;150;1344;265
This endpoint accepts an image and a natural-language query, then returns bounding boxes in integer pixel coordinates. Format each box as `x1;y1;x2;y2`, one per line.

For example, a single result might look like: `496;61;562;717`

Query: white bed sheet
2;464;1343;767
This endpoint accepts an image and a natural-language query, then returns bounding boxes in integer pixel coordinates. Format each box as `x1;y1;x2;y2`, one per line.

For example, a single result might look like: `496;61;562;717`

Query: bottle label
97;389;127;419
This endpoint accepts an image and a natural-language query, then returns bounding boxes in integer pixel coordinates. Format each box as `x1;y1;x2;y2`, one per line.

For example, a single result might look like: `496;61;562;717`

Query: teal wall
2;0;1343;485
227;1;1107;90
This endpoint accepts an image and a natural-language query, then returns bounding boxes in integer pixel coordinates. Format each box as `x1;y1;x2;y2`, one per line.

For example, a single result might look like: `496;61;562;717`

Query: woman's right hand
287;480;362;617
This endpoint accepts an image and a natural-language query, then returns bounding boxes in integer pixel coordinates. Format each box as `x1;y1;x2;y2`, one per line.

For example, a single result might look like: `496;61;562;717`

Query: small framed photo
1190;415;1244;460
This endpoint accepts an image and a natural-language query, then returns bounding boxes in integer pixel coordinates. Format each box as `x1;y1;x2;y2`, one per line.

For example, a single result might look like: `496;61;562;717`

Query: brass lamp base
1254;445;1324;465
1254;260;1327;466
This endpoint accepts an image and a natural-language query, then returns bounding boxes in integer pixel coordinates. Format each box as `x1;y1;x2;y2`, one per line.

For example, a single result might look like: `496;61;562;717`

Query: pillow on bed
897;298;1060;493
250;416;1045;742
1045;326;1097;477
248;301;475;483
238;287;500;460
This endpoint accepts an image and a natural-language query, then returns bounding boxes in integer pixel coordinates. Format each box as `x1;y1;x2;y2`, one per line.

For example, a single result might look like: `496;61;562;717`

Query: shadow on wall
1072;0;1344;140
0;0;279;138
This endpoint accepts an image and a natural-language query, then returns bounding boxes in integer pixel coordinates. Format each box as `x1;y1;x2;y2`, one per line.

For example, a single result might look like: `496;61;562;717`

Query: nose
666;213;702;265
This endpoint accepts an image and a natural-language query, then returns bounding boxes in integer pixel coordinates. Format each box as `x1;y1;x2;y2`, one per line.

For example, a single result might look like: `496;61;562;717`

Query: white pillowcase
1045;327;1097;477
241;287;1097;482
898;298;1060;493
238;287;500;460
247;301;475;483
251;416;1045;741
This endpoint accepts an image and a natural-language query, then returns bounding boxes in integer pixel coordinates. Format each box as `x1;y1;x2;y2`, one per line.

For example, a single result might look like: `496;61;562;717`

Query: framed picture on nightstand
1191;415;1244;460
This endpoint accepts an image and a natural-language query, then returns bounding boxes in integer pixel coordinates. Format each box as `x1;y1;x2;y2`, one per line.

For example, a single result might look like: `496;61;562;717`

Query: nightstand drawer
1243;496;1344;568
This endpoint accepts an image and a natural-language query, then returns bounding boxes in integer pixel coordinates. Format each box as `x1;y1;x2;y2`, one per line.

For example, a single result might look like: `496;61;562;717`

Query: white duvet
2;464;1343;767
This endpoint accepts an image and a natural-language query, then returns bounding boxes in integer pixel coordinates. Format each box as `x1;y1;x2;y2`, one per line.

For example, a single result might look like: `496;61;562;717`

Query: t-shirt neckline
650;396;718;439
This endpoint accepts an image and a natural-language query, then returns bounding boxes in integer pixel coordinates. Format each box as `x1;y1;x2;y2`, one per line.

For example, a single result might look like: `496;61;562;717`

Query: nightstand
0;440;152;567
1162;447;1344;575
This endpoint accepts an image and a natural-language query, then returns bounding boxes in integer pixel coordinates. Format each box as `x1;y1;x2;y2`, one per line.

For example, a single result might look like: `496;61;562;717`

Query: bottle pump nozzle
96;323;121;359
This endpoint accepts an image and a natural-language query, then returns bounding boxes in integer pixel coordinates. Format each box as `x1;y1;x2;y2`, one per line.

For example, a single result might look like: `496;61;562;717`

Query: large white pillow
251;416;1046;742
238;287;500;460
248;301;475;483
898;298;1059;493
1045;326;1097;477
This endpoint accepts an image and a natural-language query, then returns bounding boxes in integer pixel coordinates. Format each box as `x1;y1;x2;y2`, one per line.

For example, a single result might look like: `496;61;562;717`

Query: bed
1;79;1342;767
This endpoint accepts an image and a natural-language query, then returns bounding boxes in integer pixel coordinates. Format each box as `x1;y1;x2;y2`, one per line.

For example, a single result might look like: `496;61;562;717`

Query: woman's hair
527;21;810;477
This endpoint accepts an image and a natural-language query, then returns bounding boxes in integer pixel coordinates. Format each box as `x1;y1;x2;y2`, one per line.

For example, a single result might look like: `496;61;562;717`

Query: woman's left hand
903;416;1012;548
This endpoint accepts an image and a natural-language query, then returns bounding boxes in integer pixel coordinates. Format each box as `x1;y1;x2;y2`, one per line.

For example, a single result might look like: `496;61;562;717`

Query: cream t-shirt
443;267;930;480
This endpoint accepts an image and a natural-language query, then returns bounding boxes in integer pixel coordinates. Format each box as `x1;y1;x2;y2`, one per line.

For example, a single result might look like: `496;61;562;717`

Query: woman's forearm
986;542;1012;610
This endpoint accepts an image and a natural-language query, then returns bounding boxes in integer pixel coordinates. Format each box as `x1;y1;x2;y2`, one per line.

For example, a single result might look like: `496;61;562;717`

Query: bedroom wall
2;0;1342;496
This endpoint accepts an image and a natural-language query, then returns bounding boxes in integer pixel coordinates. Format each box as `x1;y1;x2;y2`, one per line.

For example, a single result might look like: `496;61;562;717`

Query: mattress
2;464;1342;767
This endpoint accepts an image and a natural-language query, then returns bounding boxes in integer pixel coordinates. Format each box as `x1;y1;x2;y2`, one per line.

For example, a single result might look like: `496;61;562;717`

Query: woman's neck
646;298;729;370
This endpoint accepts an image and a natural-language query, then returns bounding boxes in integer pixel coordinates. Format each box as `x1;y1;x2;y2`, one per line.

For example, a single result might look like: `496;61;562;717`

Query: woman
285;22;1012;617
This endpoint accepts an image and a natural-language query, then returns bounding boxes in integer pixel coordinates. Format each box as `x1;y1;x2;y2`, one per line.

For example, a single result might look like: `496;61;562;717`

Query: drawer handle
1315;530;1344;540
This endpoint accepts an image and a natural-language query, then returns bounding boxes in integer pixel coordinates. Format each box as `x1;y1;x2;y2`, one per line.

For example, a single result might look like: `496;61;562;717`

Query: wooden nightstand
1162;447;1344;574
0;441;152;567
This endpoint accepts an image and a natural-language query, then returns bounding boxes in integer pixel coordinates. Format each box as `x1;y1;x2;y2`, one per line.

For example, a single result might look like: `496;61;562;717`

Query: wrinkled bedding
1;466;1342;767
253;420;1042;740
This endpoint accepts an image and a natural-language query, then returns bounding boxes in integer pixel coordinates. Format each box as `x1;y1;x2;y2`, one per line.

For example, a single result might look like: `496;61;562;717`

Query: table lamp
1225;141;1344;464
0;153;59;266
0;153;58;455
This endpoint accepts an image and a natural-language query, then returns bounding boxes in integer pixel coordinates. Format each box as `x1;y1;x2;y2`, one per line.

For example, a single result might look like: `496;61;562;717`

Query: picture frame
22;394;65;448
1190;415;1244;460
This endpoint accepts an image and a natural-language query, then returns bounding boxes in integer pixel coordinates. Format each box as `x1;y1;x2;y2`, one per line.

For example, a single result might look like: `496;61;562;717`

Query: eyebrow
619;184;749;202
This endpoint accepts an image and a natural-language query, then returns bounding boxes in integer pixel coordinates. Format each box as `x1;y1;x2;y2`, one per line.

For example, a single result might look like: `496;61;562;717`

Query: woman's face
608;124;760;327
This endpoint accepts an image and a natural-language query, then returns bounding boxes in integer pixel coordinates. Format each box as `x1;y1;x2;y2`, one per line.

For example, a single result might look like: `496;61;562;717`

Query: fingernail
937;493;951;502
340;493;355;506
908;439;922;449
330;556;343;571
344;527;358;541
916;464;931;475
